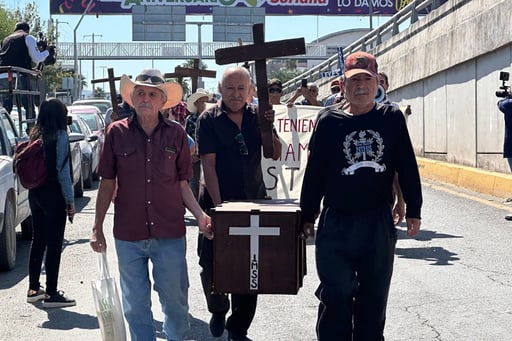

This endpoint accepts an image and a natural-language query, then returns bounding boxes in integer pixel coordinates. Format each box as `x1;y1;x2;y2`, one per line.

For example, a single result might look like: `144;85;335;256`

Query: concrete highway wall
372;0;512;174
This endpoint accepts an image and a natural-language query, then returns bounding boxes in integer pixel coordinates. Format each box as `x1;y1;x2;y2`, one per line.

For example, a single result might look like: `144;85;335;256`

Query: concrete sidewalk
417;157;512;200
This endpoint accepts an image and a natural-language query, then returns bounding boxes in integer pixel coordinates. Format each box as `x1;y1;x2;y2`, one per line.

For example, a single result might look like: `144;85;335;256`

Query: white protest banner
262;104;321;200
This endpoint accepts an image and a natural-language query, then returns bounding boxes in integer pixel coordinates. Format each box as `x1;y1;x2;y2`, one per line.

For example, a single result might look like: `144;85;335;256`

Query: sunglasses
269;88;282;94
136;74;165;84
234;132;248;155
379;80;387;86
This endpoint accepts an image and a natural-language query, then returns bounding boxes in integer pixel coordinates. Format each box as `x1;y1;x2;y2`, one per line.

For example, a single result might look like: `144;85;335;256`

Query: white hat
186;88;212;113
120;68;183;110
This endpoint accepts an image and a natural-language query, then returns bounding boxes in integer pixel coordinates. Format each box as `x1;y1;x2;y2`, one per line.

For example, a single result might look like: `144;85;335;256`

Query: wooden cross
163;72;183;85
164;59;216;93
215;23;306;158
91;68;124;118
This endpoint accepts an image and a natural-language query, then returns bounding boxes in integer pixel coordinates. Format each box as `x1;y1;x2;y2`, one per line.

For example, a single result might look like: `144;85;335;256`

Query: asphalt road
1;179;512;340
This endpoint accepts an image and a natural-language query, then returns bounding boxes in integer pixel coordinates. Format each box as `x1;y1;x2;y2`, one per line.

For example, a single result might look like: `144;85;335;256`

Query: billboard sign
132;5;186;41
50;0;447;16
212;7;265;42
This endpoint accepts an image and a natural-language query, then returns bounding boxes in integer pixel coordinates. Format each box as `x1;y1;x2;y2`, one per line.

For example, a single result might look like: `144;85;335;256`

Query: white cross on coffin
229;214;281;290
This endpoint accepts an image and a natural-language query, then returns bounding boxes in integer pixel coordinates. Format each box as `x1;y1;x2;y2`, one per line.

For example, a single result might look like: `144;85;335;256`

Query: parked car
68;114;100;188
68;105;106;147
0;107;33;270
69;131;85;198
10;107;36;137
72;99;111;115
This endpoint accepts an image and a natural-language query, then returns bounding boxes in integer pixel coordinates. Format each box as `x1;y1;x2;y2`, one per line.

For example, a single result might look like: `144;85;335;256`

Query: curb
417;157;512;199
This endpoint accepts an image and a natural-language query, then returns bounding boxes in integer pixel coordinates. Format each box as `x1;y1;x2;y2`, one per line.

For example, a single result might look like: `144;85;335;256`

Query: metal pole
99;66;107;93
55;19;70;44
316;15;319;44
197;23;202;89
369;1;373;31
84;33;102;97
92;33;95;97
55;19;59;45
73;0;94;101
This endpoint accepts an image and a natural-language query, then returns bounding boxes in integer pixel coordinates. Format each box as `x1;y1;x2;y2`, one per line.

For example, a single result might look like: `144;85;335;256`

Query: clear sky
4;1;385;95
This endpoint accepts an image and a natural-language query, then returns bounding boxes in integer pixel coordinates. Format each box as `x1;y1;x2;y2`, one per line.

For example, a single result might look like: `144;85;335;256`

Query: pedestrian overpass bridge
56;41;330;63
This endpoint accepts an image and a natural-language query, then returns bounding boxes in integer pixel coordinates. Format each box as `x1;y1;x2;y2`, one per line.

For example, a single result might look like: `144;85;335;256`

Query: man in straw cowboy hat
90;68;213;341
185;88;213;199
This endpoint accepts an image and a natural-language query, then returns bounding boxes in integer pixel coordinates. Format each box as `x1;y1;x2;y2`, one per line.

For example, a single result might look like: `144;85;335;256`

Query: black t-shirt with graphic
301;103;422;222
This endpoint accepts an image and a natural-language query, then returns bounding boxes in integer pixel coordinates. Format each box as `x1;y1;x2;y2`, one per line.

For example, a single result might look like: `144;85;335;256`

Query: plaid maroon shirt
170;101;189;126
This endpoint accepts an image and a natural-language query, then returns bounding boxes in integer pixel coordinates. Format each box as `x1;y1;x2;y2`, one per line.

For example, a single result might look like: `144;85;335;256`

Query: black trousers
0;75;36;115
198;234;258;336
189;160;201;200
315;205;397;341
28;181;67;296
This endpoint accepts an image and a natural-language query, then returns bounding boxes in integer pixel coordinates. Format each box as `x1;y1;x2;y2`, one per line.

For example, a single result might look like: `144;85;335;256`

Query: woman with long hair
24;98;76;307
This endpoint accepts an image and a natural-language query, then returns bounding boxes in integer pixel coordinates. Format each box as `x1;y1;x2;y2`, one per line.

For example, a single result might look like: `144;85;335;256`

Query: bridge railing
56;41;328;61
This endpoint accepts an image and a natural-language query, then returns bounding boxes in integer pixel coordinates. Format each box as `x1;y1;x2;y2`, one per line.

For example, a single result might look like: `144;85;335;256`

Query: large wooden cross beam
163;73;183;85
91;68;129;120
164;59;217;93
215;24;306;158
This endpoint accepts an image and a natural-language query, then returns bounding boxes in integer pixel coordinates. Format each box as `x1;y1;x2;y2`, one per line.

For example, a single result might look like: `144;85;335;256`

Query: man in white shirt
0;22;50;115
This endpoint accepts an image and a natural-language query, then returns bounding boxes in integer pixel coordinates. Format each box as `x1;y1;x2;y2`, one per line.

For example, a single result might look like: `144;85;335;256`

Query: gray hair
220;66;252;86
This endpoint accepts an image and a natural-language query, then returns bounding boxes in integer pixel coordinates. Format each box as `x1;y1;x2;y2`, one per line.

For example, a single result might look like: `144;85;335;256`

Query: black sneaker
42;291;76;308
27;287;47;303
209;313;226;337
227;332;252;341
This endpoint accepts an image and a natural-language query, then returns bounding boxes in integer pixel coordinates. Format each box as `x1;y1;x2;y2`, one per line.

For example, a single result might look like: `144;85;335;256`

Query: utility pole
53;19;69;46
73;0;94;101
369;1;373;31
99;66;107;94
197;23;203;89
83;33;103;97
50;19;69;98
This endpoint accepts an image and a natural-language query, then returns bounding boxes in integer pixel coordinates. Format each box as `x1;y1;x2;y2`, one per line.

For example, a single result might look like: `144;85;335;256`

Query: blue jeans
115;237;190;341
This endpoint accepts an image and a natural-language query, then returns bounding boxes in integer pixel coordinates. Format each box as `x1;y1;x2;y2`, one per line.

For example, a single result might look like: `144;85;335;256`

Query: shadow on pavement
395;228;461;265
397;227;463;241
0;236;92;290
395;246;460;265
74;196;92;214
33;304;99;330
0;237;31;289
154;315;217;340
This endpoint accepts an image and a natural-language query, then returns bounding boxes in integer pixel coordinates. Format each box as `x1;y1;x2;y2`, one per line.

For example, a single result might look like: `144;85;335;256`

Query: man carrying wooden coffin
196;66;282;341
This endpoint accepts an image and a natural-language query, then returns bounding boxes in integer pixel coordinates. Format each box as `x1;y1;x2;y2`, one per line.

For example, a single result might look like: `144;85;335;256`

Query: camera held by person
36;32;56;66
496;71;511;98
